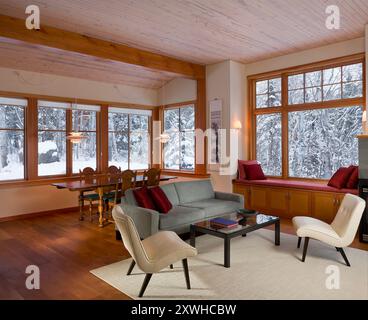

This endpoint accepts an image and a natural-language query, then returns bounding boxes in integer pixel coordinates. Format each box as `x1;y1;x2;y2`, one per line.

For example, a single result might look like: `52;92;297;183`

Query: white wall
158;78;197;105
0;67;160;219
0;67;159;106
206;61;245;192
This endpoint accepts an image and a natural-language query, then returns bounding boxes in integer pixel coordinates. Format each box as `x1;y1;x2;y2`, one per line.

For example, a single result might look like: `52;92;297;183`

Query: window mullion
281;74;289;179
66;109;72;176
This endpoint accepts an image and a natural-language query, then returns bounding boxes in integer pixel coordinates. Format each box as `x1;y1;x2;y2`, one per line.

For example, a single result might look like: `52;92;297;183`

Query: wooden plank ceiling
0;37;181;89
0;0;367;87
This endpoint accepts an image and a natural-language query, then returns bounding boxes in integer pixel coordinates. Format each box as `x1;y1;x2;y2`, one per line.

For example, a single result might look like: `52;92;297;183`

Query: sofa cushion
328;167;355;189
174;179;215;204
243;163;266;180
133;187;156;210
346;166;359;189
160;183;180;205
159;206;205;230
180;199;242;217
148;186;172;214
238;160;258;180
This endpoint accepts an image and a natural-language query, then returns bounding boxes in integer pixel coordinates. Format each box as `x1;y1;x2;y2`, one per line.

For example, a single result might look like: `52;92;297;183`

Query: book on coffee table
210;217;238;228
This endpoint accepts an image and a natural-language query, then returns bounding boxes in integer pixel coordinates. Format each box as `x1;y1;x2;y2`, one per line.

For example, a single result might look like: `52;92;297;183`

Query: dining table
52;174;177;227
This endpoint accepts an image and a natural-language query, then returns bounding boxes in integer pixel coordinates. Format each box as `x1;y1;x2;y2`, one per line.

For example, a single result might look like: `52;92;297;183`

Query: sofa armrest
215;191;244;207
118;204;160;239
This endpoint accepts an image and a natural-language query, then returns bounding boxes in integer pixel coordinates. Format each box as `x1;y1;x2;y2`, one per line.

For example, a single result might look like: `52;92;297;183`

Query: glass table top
192;212;279;234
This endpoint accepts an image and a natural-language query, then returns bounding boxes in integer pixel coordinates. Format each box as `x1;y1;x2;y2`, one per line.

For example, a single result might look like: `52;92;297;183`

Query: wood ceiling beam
0;14;205;79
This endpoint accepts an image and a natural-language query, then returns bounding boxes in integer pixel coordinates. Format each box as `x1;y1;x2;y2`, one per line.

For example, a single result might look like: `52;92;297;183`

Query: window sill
0;176;83;189
161;169;210;178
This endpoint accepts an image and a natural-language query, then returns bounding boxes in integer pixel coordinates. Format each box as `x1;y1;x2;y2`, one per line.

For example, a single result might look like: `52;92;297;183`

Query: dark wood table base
190;218;280;268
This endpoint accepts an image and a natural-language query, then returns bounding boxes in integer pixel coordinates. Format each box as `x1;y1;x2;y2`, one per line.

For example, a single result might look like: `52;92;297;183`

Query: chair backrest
121;170;137;195
107;165;121;176
331;193;366;247
112;205;150;271
143;168;161;186
79;167;97;181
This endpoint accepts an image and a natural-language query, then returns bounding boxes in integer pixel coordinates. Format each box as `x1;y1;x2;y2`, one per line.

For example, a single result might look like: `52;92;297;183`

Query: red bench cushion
233;178;358;194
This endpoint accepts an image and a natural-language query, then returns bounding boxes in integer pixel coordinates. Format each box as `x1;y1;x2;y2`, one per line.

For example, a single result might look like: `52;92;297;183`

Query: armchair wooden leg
127;260;136;275
297;237;302;248
337;248;351;267
182;259;191;290
139;273;152;297
302;237;309;262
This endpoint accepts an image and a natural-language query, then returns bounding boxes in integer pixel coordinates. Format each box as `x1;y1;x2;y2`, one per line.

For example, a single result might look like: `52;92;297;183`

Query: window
0;97;26;181
108;108;151;170
256;78;282;108
288;106;362;178
38;101;67;176
288;63;363;105
72;104;99;173
256;113;282;176
252;57;364;179
163;104;195;171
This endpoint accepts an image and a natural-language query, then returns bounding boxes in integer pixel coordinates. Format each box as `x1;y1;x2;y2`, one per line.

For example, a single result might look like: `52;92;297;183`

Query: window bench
232;179;358;223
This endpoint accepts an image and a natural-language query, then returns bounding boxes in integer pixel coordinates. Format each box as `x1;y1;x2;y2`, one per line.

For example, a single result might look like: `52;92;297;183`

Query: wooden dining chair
143;168;161;187
106;170;137;213
79;167;100;222
106;165;122;176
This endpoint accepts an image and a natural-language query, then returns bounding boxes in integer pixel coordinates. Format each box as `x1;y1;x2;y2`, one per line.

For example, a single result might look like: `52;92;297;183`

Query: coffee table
189;212;280;268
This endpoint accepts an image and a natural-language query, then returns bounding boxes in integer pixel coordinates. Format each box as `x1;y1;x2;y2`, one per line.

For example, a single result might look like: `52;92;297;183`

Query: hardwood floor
0;211;367;300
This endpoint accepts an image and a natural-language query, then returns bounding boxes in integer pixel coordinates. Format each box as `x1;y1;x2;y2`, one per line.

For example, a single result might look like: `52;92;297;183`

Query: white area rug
90;229;368;300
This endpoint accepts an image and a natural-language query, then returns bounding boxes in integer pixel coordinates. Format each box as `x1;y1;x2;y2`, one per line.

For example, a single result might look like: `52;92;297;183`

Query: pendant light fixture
67;99;86;144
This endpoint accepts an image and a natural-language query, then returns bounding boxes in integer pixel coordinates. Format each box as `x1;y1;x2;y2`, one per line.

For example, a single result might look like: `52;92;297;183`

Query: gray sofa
117;179;244;239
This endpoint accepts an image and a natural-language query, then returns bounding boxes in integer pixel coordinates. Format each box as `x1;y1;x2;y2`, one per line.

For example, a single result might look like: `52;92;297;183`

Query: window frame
0;92;155;187
0;98;27;182
250;53;366;181
162;102;196;172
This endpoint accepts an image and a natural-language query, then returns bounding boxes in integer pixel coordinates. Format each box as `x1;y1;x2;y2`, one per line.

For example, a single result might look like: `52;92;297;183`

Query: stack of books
210;217;239;229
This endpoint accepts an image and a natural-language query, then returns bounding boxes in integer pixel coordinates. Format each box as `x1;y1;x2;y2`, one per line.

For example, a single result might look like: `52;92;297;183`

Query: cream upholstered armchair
112;205;197;297
292;193;365;267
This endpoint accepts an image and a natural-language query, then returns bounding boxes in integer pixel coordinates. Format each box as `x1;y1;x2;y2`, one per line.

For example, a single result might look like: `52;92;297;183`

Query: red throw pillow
346;166;359;189
328;167;355;189
243;164;267;180
133;187;156;210
148;187;172;214
238;160;258;180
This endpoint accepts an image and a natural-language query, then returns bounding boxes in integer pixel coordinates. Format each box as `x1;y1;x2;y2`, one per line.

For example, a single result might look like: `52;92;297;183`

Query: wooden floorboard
0;211;367;300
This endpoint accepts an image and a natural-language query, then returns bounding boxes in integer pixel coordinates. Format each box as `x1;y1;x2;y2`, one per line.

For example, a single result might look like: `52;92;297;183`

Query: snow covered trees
255;62;363;179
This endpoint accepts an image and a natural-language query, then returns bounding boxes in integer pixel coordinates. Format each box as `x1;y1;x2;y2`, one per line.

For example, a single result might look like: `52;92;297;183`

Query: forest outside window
108;107;151;170
0;97;27;181
163;104;195;171
38;100;68;176
253;57;364;179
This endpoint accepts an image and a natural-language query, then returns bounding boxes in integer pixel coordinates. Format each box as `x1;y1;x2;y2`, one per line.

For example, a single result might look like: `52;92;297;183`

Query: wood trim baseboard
0;206;81;223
